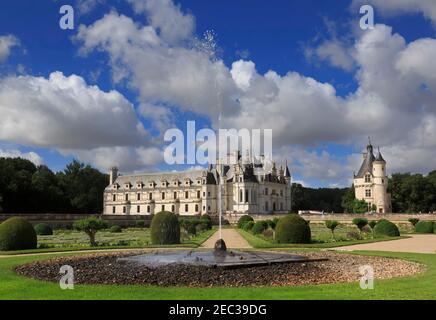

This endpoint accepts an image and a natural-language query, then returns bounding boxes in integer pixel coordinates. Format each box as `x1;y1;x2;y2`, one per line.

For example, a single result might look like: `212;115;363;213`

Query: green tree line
0;158;108;214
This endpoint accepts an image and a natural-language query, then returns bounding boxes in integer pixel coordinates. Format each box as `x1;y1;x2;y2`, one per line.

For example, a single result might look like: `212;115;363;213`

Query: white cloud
0;149;44;166
0;71;147;150
305;40;354;71
76;11;240;121
63;146;163;172
352;0;436;24
126;0;195;44
0;34;19;62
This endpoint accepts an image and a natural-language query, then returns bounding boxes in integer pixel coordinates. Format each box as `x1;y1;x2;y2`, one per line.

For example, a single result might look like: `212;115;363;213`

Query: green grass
237;228;407;249
0;228;216;256
0;250;434;299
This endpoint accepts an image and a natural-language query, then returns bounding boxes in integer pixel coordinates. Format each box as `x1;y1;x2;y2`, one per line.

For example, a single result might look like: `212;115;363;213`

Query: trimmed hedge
252;221;268;235
374;219;400;237
150;211;180;245
110;225;122;233
0;217;37;251
415;221;434;234
237;215;254;229
275;214;311;244
34;223;53;236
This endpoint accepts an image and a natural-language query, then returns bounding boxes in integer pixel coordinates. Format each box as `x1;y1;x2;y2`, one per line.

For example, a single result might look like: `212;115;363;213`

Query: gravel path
337;234;436;254
201;229;252;249
15;251;424;287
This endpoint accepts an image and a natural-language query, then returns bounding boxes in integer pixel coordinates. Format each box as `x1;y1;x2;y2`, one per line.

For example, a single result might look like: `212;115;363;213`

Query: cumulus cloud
0;71;166;172
126;0;195;44
0;34;19;62
305;40;354;71
0;72;147;149
352;0;436;24
69;1;436;182
76;11;240;121
0;148;44;166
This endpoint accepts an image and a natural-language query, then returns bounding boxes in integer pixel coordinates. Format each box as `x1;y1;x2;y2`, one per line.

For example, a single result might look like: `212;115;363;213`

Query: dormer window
112;183;119;190
136;182;143;189
124;183;131;189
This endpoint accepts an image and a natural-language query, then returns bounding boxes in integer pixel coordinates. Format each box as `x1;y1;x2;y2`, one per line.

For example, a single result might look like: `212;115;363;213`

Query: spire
367;136;374;154
285;160;291;177
375;146;386;163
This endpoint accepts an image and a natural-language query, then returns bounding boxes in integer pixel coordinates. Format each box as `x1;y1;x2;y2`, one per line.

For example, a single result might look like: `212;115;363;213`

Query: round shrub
242;221;254;231
374;219;400;237
252;220;268;235
415;221;434;234
34;223;53;236
237;215;254;229
275;215;311;244
110;225;122;233
150;211;180;245
0;217;37;251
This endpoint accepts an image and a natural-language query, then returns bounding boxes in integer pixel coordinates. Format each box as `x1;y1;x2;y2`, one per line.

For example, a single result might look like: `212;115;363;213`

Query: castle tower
353;139;391;213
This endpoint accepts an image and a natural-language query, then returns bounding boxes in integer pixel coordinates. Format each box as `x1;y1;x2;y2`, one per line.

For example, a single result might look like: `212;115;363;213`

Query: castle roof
375;147;386;163
355;141;376;178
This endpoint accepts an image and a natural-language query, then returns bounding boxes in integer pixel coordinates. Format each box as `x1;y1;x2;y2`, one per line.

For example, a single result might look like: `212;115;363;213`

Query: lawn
0;250;435;299
236;223;409;249
0;228;216;255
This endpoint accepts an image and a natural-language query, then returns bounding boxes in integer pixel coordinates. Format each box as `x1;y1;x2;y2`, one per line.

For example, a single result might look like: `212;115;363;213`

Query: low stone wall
0;213;153;229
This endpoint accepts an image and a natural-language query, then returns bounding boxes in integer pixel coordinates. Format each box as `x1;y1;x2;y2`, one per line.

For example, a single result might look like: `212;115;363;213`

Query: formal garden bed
235;214;412;248
14;250;424;287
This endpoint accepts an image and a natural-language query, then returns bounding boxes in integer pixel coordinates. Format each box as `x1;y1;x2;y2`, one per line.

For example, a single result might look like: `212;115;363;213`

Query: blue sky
1;0;436;187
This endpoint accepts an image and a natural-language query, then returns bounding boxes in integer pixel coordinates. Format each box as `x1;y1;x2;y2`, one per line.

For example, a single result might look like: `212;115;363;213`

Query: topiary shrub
374;219;400;237
275;214;311;244
252;220;268;235
325;220;339;239
346;231;361;240
73;217;109;247
237;215;254;228
0;217;37;251
150;211;180;245
110;225;122;233
242;221;254;231
415;221;434;234
34;223;53;236
352;218;368;234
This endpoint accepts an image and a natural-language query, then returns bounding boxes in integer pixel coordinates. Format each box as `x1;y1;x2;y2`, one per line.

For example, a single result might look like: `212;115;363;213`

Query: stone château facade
353;140;392;213
103;152;292;216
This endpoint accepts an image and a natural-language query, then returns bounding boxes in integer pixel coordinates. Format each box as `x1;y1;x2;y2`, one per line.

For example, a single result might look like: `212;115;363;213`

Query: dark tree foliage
291;183;348;213
0;157;108;214
389;172;436;213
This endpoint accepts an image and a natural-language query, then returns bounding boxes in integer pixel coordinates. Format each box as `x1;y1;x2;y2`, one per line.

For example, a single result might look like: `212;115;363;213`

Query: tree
352;218;368;235
73;217;108;246
325;220;339;240
57;160;108;213
341;185;356;213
